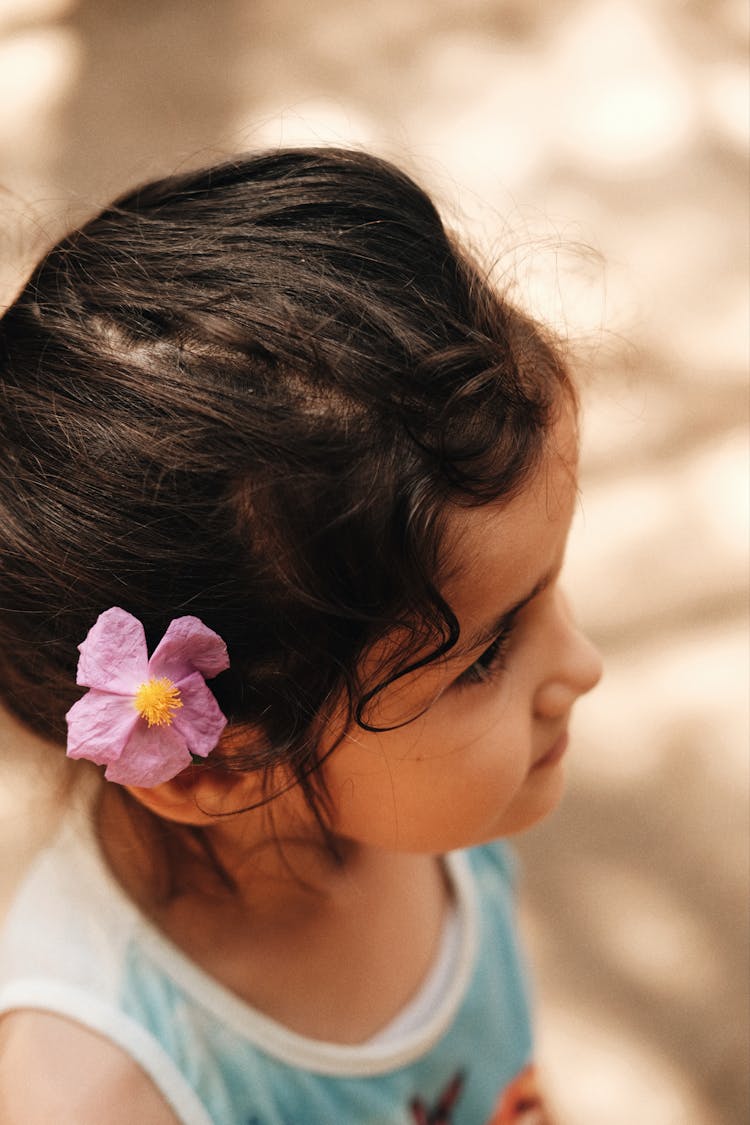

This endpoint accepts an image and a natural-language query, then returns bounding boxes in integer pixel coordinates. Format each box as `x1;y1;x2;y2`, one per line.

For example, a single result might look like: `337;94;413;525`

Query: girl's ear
124;764;266;826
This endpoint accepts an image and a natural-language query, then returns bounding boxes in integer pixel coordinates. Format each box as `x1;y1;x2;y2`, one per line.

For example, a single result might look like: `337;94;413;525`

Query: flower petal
104;721;191;787
171;671;228;758
77;608;149;692
66;690;140;765
149;616;230;683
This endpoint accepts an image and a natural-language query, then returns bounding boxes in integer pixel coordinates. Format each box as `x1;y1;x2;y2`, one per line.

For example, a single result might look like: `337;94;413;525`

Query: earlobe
125;764;262;826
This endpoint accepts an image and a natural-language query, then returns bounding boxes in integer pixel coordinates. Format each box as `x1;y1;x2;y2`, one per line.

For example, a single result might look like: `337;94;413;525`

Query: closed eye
453;622;516;689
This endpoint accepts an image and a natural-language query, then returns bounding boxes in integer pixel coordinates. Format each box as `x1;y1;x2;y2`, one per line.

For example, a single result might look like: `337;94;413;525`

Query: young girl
0;148;601;1125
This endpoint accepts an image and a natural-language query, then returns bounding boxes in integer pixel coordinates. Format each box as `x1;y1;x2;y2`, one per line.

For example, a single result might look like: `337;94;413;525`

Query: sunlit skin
113;398;602;878
323;400;603;852
90;399;602;1046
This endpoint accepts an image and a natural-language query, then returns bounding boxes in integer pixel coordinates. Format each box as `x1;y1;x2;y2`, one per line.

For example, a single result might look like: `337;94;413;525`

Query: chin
492;765;567;839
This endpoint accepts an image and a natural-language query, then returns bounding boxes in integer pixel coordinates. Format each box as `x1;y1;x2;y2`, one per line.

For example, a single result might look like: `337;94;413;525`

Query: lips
532;730;569;770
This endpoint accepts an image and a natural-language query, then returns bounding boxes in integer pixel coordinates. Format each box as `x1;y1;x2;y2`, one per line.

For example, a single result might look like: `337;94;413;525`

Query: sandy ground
0;1;747;1122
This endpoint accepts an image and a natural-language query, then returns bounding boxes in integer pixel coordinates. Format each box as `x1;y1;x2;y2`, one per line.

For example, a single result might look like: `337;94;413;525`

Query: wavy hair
0;148;570;846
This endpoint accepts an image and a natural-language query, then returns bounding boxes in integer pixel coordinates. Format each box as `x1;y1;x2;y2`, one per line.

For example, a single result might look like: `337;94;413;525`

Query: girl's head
0;148;600;858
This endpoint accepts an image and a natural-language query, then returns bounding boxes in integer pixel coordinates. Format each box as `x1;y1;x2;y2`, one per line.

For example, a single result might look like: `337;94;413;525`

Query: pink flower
65;607;230;787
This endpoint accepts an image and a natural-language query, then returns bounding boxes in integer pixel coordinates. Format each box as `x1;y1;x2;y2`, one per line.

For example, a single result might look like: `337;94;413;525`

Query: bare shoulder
0;1009;182;1124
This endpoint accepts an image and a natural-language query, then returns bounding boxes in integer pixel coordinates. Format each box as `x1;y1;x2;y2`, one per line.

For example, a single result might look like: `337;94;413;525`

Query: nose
533;591;603;720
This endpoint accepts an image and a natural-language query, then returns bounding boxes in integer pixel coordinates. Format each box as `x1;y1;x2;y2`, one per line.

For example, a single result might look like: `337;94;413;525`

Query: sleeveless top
0;798;546;1124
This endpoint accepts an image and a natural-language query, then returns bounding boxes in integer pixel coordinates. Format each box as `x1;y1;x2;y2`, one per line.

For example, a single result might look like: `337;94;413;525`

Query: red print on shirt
487;1063;554;1124
410;1071;466;1125
410;1064;552;1125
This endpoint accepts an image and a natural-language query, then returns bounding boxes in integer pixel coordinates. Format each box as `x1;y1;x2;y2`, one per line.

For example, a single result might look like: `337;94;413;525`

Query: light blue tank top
0;798;541;1124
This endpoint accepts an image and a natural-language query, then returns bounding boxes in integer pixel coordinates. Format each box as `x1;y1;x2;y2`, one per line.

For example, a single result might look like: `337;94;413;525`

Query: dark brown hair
0;148;569;833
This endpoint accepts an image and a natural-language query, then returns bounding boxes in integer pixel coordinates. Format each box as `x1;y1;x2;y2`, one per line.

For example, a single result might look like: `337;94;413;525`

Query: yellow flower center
134;677;183;727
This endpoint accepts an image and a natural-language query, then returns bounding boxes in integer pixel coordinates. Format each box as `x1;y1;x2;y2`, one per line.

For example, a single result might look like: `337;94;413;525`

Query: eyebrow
459;570;555;656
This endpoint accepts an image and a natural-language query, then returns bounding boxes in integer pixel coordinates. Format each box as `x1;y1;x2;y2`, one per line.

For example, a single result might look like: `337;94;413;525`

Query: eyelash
454;621;517;689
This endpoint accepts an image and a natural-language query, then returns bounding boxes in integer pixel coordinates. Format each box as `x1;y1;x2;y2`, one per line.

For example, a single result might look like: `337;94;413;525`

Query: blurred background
0;0;747;1121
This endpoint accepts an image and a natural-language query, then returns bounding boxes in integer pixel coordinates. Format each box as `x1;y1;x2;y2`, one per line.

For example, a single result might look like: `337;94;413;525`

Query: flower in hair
65;608;230;787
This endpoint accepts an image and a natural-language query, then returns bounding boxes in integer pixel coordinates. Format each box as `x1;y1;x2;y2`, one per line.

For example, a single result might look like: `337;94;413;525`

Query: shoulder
0;1009;181;1125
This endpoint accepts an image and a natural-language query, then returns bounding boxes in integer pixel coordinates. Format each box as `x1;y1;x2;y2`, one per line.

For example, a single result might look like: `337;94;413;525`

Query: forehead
439;406;580;630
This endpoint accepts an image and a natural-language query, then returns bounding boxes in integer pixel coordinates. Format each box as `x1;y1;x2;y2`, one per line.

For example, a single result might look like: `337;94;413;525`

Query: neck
96;783;446;928
95;785;453;1043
